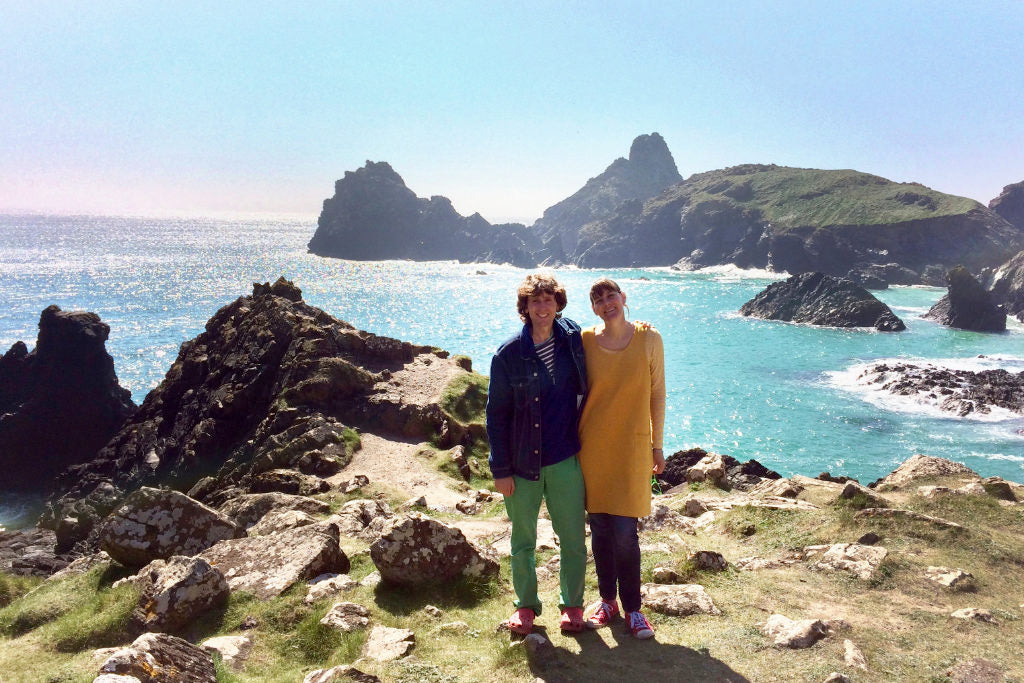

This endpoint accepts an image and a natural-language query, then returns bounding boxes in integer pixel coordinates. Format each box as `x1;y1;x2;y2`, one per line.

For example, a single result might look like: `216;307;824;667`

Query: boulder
683;497;709;517
98;632;216;683
989;249;1024;320
950;607;997;623
686;453;727;486
199;521;349;599
834;481;889;507
199;635;252;670
130;556;230;634
740;272;905;331
658;447;780;492
247;509;319;537
751;478;804;499
981;477;1017;501
369;513;499;586
334;499;394;539
0;306;136;491
924;566;975;590
924;266;1006;331
319;601;371;632
304;573;358;604
362;625;415;662
0;527;76;577
822;674;852;683
809;543;888;580
843;639;868;670
218;493;330;530
99;488;243;567
762;614;829;648
640;583;722;616
303;666;381;683
249;469;330;496
689;550;728;571
338;475;370;494
871;454;976;489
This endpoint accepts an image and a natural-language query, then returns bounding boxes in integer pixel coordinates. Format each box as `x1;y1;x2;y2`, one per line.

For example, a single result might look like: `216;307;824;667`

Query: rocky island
308;134;1024;286
1;279;1022;682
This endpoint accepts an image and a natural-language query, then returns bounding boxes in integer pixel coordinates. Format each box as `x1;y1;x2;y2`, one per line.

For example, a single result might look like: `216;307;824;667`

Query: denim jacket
486;317;588;481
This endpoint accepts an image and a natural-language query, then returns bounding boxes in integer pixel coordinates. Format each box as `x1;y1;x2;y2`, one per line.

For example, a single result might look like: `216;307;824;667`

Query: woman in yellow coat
578;277;665;639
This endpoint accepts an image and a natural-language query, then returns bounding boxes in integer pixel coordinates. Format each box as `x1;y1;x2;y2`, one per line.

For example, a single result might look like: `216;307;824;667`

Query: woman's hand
495;476;516;497
652;448;665;475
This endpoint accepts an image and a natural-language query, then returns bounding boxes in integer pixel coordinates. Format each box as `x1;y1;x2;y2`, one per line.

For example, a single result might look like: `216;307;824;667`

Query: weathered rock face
657;447;781;492
0;305;136;491
369;513;499;586
308;161;537;266
740;272;905;331
217;492;331;531
0;527;76;577
41;279;477;550
640;583;722;616
98;632;216;683
99;488;244;567
990;180;1024;230
129;556;230;634
199;521;350;599
531;133;682;262
987;250;1024;321
362;625;416;662
924;266;1006;332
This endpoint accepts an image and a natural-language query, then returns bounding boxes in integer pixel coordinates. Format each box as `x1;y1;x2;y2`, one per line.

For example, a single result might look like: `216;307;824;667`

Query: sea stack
924;266;1006;332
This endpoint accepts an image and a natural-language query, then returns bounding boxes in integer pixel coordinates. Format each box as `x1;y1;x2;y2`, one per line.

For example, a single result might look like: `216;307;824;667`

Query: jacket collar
519;317;573;358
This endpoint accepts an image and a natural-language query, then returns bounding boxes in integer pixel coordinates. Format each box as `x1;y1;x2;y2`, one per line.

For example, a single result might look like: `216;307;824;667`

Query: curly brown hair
516;273;567;324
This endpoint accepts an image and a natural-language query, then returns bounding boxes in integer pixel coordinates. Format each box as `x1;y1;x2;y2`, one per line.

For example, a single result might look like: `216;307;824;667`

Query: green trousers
503;455;587;615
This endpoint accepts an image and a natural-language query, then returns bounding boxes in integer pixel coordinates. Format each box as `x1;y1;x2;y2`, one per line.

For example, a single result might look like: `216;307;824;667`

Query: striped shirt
534;335;556;378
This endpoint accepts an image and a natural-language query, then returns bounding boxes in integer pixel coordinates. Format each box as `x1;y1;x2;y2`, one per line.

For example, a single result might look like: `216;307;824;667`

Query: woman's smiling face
591;287;626;322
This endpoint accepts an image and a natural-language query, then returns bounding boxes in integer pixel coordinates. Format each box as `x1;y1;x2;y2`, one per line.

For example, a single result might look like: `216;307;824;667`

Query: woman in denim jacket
486;273;588;635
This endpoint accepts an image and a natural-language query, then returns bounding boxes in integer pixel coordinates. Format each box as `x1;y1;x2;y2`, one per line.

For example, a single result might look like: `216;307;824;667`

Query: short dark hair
589;277;622;304
516;273;567;324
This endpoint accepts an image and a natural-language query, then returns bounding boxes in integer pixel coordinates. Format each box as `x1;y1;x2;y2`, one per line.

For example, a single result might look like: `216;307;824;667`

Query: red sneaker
560;606;584;633
626;610;655;639
585;599;620;629
507;607;535;635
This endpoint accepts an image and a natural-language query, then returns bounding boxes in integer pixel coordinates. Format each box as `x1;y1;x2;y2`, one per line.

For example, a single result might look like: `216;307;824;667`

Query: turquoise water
2;213;1023;526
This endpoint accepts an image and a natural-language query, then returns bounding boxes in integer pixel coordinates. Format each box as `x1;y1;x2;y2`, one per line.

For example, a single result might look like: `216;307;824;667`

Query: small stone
762;614;828;648
950;607;997;623
652;566;679;584
362;625;415;662
423;605;443;619
918;485;952;498
320;602;371;632
436;621;470;635
455;499;483;515
981;477;1016;501
400;496;428;510
303;665;381;683
843;639;868;670
641;583;721;616
946;658;1005;683
689;550;728;571
683;497;708;517
360;571;381;588
810;543;888;580
511;633;555;657
200;635;252;671
340;475;370;494
957;482;987;496
924;566;975;590
822;674;851;683
305;574;358;604
856;531;881;545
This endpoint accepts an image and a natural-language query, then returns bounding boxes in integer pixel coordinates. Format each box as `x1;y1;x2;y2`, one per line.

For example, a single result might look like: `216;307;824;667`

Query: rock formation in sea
0;305;137;491
988;250;1024;322
307;161;538;266
739;272;906;331
923;266;1007;332
40;277;485;551
578;165;1023;277
989;180;1024;231
530;132;682;263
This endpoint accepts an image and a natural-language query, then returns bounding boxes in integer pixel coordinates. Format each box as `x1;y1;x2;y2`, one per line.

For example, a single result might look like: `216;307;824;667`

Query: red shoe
626;610;655;639
560;606;584;633
585;599;620;629
507;607;535;635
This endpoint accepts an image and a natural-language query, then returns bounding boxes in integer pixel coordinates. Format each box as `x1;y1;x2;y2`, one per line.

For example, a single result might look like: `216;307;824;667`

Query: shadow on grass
532;627;751;682
371;574;502;616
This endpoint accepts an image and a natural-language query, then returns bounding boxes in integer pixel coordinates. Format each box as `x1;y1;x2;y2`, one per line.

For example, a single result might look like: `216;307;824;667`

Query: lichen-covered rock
200;521;349;599
247;509;319;537
319;601;371;632
834;481;889;507
99;488;243;567
362;625;415;662
305;573;358;604
303;665;382;683
98;632;216;682
199;635;252;670
48;551;113;582
762;614;829;648
689;550;728;571
810;543;888;580
369;513;499;586
129;556;229;634
640;583;722;616
249;469;330;496
740;272;906;331
871;455;977;489
335;499;394;539
217;493;330;531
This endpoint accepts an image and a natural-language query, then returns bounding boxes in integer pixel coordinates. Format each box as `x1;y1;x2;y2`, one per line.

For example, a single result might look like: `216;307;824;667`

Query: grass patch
717;506;826;551
0;572;42;609
439;372;488;425
341;427;362;455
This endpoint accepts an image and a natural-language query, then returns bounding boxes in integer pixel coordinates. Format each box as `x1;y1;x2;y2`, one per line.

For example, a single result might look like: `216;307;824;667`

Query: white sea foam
825;356;1024;423
692;264;788;281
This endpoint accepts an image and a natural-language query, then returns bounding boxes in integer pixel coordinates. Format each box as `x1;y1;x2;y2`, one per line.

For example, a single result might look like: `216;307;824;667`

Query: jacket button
533;372;538;376
534;423;539;428
534;449;539;454
534;397;539;402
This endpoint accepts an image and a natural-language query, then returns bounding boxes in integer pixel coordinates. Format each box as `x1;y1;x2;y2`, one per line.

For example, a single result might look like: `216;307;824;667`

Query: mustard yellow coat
577;322;666;518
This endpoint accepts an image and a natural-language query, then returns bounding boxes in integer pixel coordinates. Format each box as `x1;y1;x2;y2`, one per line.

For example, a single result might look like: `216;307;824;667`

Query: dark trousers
588;512;642;613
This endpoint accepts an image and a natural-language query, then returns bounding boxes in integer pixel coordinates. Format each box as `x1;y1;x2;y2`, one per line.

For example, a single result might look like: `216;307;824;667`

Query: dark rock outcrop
308;161;537;266
0;527;76;577
657;447;781;492
740;272;906;331
989;180;1024;230
531;132;682;262
924;266;1006;332
0;306;136;491
988;250;1024;321
369;513;499;586
41;278;482;550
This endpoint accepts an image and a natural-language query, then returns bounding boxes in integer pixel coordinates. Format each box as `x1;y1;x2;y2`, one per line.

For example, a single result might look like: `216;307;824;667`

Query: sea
2;213;1023;528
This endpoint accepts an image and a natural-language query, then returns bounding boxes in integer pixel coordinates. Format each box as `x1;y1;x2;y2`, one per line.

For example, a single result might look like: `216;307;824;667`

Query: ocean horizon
2;212;1023;527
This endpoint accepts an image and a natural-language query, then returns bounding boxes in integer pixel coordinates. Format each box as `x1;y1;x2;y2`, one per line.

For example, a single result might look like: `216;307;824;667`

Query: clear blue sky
2;1;1022;223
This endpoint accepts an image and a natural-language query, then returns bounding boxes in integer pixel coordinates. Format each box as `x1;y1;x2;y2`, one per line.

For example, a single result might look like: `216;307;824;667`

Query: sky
1;1;1023;224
